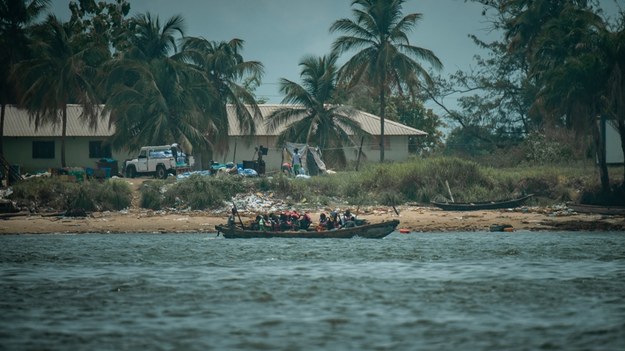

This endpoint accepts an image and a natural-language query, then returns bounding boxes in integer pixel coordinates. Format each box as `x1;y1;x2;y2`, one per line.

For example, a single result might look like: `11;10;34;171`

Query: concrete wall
3;134;413;175
211;135;412;172
3;137;133;174
605;121;624;165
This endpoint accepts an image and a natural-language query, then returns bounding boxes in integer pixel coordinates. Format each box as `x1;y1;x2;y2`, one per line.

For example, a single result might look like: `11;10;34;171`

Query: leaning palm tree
266;53;367;168
13;14;108;167
0;0;49;157
330;0;442;162
103;13;214;153
182;37;264;154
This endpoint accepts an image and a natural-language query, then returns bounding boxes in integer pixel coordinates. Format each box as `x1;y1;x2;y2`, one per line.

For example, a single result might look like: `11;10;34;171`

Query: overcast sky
49;0;622;107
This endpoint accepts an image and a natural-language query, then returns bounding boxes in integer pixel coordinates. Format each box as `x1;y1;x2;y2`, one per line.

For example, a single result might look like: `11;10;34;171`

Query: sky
49;0;623;110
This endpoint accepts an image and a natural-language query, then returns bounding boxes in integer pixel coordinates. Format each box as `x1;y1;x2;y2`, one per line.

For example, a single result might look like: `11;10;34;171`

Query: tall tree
266;53;367;168
602;11;625;182
467;0;625;191
387;95;444;154
330;0;442;162
13;15;108;167
502;0;616;191
182;37;264;154
103;13;213;153
0;0;49;157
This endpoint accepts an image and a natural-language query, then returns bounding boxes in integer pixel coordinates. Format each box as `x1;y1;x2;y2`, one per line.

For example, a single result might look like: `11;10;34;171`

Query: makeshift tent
283;142;327;176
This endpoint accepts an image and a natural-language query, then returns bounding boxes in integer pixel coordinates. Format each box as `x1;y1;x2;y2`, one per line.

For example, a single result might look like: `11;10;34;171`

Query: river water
1;231;624;351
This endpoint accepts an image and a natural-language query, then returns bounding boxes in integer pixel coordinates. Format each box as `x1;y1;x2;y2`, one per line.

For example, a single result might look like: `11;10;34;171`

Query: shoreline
1;205;624;234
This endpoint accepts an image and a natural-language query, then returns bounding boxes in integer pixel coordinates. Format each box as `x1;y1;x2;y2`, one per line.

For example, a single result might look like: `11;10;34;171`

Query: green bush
7;156;618;212
98;180;132;210
9;177;133;212
140;180;167;210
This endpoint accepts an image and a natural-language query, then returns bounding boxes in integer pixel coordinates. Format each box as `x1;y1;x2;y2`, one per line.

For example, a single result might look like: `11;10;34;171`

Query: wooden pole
356;136;364;171
445;180;455;203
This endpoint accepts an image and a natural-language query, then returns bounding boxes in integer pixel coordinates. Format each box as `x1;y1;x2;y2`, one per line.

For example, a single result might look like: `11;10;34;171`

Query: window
370;136;391;150
32;141;55;159
89;141;112;158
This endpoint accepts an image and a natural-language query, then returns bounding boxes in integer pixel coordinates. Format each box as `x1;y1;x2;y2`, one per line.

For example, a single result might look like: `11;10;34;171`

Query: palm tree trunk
379;87;385;163
0;104;5;157
61;106;67;168
618;120;625;184
593;117;610;193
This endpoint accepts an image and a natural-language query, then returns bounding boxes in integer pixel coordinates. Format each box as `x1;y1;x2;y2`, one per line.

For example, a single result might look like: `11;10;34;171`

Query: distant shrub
140;180;167;210
9;177;133;212
97;180;132;210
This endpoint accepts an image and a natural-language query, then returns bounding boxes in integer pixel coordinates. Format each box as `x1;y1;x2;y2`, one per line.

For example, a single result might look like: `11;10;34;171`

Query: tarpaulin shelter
283;142;327;176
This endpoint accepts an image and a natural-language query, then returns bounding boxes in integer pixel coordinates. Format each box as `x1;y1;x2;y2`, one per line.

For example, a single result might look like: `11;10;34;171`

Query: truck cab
124;144;194;179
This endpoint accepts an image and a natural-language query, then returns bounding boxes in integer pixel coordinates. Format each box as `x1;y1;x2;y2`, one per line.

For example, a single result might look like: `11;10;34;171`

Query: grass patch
7;157;622;212
9;177;132;212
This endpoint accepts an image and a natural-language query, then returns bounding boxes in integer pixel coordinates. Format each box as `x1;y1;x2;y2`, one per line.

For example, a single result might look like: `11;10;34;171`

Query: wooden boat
568;203;625;216
215;219;400;239
431;194;533;211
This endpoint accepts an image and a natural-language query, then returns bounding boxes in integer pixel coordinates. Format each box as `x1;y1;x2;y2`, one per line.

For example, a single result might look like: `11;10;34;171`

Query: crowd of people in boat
228;208;360;232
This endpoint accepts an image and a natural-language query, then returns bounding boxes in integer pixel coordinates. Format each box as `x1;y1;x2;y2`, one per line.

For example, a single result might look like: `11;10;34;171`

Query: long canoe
568;203;625;216
431;194;533;211
215;219;400;239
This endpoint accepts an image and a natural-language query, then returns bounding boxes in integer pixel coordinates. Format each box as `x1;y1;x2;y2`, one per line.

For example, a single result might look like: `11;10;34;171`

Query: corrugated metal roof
4;104;426;137
4;104;114;137
227;104;427;136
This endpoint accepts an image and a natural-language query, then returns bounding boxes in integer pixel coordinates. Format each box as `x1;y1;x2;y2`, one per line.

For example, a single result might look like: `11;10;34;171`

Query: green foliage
265;54;365;169
8;158;621;214
140;180;165;210
97;179;132;210
10;177;79;211
144;175;249;210
521;131;576;164
9;177;132;212
386;96;445;154
330;0;442;162
71;185;97;211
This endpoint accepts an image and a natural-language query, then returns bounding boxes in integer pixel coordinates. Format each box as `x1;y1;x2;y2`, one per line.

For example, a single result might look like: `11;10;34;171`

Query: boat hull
215;220;400;239
568;204;625;216
431;194;533;211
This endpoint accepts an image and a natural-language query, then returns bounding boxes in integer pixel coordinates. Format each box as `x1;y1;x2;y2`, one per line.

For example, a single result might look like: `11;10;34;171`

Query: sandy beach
1;204;624;234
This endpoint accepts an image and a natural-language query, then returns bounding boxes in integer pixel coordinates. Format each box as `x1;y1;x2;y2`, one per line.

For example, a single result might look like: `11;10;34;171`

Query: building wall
605;121;624;165
211;135;412;172
4;134;413;175
3;137;133;174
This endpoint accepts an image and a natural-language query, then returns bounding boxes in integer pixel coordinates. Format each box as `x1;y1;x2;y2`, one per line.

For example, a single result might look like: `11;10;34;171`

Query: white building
1;104;427;174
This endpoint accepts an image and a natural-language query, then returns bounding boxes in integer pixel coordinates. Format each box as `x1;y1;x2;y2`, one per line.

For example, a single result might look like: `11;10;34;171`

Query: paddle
232;200;245;229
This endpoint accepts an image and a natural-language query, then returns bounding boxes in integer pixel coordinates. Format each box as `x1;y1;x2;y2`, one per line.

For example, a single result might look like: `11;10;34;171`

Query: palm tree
603;14;625;183
330;0;442;162
103;13;214;153
181;37;264;154
13;14;108;167
0;0;49;157
515;2;614;191
266;53;367;168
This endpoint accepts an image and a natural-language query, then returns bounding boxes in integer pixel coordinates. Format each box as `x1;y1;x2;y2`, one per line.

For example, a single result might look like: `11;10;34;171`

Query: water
1;231;624;351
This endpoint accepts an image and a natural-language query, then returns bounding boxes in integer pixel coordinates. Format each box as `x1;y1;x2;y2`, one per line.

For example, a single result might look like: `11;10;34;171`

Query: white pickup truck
124;145;194;179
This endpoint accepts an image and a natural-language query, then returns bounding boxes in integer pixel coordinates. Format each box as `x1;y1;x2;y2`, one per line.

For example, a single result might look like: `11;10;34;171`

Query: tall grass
9;178;132;212
8;157;619;212
141;174;250;210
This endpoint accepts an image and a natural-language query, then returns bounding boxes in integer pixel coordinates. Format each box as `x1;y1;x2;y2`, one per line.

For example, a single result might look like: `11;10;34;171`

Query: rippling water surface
1;231;624;351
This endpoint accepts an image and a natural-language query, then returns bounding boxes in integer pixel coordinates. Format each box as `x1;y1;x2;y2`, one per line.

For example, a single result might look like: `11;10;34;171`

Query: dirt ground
1;178;624;234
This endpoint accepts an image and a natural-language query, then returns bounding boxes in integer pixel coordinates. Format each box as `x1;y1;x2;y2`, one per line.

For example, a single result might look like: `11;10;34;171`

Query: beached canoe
568;203;625;216
431;194;533;211
215;219;400;239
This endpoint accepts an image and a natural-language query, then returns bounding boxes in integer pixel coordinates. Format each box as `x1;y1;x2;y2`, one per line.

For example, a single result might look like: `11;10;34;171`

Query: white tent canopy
283;142;327;176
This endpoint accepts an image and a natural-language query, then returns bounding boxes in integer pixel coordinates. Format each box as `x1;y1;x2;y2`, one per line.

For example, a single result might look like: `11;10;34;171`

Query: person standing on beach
292;148;302;175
